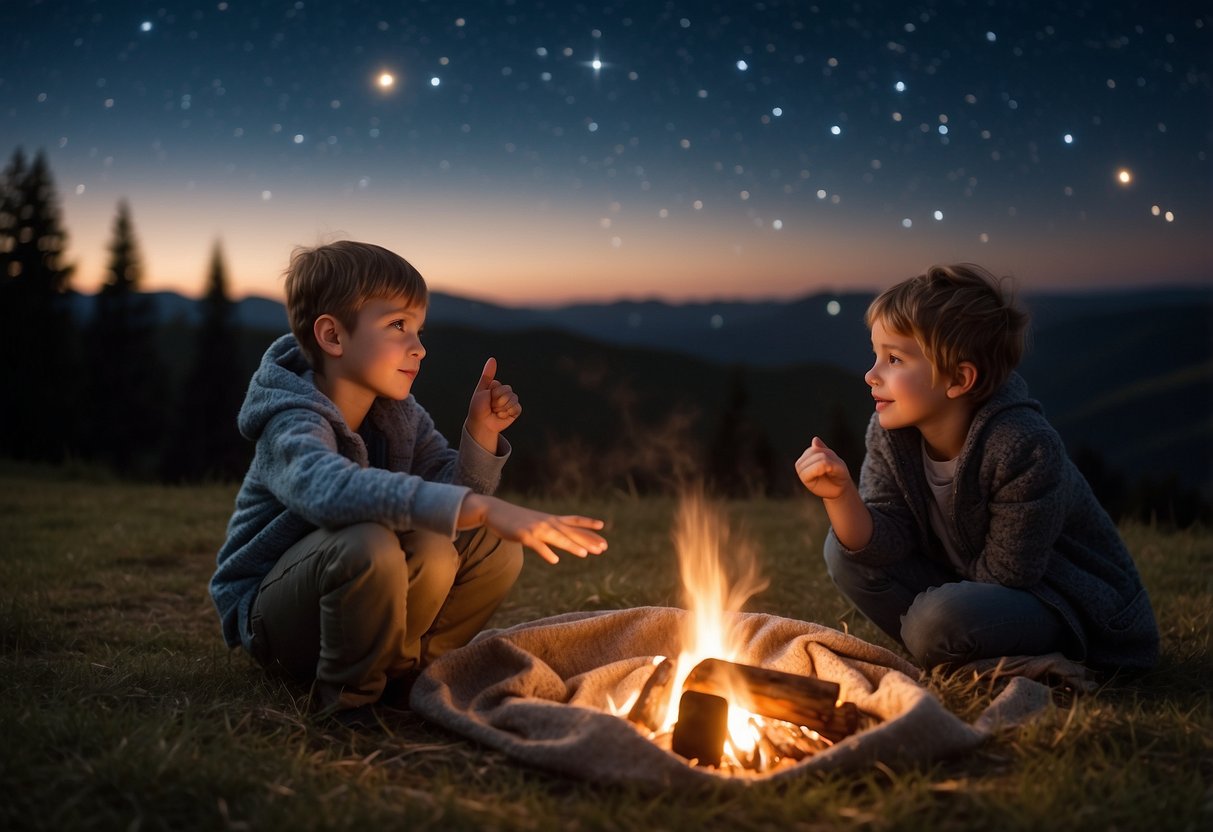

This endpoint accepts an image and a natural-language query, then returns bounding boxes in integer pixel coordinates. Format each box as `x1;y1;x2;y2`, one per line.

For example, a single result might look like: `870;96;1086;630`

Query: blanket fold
410;607;1055;786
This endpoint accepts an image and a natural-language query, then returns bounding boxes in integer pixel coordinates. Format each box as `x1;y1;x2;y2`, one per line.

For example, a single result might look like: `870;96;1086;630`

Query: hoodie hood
237;334;347;443
960;372;1042;455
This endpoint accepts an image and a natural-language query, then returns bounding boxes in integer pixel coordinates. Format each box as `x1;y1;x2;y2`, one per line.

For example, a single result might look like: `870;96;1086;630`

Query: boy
796;264;1158;671
210;240;608;714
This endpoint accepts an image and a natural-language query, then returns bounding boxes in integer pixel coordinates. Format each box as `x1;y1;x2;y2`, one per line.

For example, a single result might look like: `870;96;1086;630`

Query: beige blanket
410;606;1057;786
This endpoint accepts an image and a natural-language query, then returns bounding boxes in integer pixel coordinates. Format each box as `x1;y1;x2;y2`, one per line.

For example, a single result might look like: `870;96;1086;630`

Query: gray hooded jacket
825;373;1159;670
210;335;509;650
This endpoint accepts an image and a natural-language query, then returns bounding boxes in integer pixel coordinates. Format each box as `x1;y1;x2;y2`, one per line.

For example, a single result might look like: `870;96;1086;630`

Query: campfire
605;494;864;774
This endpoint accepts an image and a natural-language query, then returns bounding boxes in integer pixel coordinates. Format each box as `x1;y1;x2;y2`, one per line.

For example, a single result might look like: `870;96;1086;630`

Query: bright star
377;72;396;90
583;54;609;75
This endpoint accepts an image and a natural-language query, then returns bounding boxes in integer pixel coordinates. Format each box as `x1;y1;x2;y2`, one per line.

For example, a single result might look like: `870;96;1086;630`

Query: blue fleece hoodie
210;334;509;650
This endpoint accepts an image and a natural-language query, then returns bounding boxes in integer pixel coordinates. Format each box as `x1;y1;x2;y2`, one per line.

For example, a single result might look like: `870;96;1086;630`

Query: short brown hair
284;240;427;370
866;263;1029;403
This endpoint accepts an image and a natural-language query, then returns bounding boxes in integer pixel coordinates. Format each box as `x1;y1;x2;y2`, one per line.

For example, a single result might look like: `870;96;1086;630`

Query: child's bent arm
796;436;873;548
822;487;873;551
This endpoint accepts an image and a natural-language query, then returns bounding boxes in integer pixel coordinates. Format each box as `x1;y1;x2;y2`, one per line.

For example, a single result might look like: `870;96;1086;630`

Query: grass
1;462;1210;831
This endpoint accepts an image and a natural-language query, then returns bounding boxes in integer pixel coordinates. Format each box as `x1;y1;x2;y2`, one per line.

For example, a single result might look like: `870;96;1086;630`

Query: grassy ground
1;463;1210;831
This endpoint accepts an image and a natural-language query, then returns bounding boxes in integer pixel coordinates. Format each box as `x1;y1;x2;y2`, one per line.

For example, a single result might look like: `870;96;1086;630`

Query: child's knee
822;539;855;585
328;523;406;583
403;531;462;594
900;584;978;668
823;543;887;596
489;538;524;588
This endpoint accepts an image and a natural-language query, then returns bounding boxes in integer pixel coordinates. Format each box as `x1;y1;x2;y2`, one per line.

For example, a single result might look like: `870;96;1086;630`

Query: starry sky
4;1;1211;304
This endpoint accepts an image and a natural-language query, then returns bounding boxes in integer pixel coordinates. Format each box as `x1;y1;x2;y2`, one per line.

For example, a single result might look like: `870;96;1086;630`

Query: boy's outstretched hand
459;494;608;565
795;436;855;500
466;357;522;452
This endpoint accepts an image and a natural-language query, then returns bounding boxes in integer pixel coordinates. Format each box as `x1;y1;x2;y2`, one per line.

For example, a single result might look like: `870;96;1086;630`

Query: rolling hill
68;285;1213;497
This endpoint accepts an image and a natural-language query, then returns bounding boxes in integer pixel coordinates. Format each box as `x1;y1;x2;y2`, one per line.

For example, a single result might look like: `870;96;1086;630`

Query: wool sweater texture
210;334;509;650
825;373;1159;670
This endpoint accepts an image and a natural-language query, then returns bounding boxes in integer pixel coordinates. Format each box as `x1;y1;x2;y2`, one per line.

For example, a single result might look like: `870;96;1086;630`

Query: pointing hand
795;436;853;500
466;357;522;451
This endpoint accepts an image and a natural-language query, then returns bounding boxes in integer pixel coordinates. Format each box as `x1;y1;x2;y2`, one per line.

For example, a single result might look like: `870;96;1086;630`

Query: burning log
626;656;675;733
683;658;859;742
670;690;729;767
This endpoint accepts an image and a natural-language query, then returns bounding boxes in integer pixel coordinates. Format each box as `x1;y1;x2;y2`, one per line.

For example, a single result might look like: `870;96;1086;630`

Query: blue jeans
824;543;1068;668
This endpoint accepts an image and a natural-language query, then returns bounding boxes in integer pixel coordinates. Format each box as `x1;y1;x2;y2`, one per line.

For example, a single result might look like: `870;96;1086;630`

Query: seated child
210;240;608;713
796;264;1159;671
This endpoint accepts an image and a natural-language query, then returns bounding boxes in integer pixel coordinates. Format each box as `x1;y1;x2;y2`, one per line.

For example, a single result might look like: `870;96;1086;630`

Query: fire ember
621;655;862;773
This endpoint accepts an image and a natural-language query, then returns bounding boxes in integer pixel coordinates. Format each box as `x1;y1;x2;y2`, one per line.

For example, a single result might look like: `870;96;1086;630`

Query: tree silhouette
0;148;78;461
162;241;250;481
84;200;167;475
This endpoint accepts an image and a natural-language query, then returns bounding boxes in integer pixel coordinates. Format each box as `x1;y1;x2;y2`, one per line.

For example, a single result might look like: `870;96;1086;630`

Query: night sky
4;1;1211;304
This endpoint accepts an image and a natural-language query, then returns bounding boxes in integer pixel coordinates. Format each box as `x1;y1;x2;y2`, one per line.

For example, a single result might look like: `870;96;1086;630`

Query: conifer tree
162;241;250;481
0;148;78;461
85;200;167;475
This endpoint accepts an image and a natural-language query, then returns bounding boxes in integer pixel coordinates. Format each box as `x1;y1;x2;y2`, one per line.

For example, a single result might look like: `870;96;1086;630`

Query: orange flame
660;491;769;747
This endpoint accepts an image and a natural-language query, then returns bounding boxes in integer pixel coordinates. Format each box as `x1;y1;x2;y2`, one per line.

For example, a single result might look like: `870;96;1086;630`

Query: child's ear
947;362;978;398
314;314;344;358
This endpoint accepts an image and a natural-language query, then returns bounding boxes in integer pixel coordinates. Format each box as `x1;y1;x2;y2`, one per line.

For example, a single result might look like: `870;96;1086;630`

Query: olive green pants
249;523;523;710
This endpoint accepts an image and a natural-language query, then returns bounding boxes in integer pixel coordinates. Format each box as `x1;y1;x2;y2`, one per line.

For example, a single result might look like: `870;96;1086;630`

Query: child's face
337;297;427;401
864;317;957;435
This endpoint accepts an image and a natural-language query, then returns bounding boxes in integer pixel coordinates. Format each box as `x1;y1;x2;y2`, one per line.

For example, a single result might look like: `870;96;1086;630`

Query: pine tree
1;149;73;292
162;241;250;481
0;148;78;461
85;200;167;475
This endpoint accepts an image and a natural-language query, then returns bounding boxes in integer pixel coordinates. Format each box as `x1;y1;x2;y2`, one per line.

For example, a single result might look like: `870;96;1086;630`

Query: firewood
765;721;803;760
626;656;675;733
671;690;728;767
683;658;859;742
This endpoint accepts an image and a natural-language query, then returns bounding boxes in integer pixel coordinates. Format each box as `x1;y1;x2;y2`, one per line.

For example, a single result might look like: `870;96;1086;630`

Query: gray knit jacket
210;335;509;651
825;373;1159;670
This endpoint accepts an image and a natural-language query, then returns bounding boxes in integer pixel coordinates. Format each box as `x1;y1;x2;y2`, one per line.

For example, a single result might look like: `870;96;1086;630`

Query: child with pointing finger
796;264;1157;673
210;240;607;716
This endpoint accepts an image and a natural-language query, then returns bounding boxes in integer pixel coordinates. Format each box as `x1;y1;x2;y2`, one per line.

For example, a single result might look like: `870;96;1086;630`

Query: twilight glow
3;1;1210;303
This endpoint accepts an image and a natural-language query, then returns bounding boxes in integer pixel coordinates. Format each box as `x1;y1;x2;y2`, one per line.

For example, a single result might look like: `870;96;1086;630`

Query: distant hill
66;290;291;334
66;285;1213;497
1019;301;1213;495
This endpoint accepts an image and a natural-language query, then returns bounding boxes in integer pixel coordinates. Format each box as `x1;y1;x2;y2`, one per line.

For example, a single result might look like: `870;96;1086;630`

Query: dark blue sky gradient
3;1;1210;302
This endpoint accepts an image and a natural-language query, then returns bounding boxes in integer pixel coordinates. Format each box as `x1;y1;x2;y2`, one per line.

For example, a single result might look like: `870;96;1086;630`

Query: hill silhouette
69;285;1213;502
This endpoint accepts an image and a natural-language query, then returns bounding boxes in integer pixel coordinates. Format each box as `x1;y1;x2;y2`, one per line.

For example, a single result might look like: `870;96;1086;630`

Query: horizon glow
5;1;1210;304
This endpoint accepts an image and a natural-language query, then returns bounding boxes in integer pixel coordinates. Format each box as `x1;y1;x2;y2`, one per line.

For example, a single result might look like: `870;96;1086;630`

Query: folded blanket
410;606;1055;786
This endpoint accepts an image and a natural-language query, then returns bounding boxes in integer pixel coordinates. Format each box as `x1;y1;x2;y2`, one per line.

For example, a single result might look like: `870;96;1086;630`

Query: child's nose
864;365;878;386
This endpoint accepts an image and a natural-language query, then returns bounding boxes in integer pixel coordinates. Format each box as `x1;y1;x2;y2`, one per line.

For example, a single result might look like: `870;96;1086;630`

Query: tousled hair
865;263;1029;403
284;240;427;371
